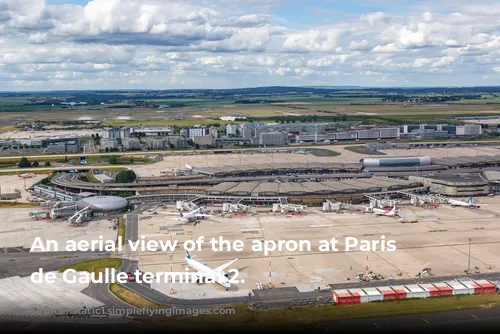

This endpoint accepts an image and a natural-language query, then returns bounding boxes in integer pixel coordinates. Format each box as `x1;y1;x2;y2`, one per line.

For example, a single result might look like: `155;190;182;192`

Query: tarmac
0;207;117;249
136;198;500;299
0;129;97;139
132;145;500;177
0;272;104;316
0;174;47;202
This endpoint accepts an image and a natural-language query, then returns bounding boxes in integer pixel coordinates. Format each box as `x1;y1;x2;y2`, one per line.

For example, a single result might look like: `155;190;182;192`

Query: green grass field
137;293;500;331
344;145;386;155
110;283;171;309
307;148;340;157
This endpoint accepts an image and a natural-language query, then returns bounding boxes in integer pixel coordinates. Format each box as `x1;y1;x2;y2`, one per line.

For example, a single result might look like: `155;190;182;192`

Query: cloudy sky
0;0;499;90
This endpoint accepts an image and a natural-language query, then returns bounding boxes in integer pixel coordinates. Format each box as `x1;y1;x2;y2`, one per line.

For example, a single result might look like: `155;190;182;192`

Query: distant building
165;136;188;149
220;116;247;121
456;124;482;136
122;137;141;150
193;135;215;146
226;124;240;136
295;134;336;143
94;173;114;184
119;127;132;138
102;127;120;139
0;140;14;147
47;141;79;153
358;129;379;140
259;132;288;146
216;137;251;146
406;129;450;139
145;138;165;150
132;126;172;137
335;131;358;140
100;139;119;151
185;127;212;139
15;135;79;147
379;128;400;138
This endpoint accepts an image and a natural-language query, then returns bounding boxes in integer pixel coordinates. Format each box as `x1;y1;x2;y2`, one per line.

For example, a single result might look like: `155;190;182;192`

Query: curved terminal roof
432;155;500;167
362;156;432;168
207;177;420;196
77;196;128;212
194;162;360;176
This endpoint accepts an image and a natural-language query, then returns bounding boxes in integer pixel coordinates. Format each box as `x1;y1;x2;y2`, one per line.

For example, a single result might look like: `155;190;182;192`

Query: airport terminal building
409;175;489;197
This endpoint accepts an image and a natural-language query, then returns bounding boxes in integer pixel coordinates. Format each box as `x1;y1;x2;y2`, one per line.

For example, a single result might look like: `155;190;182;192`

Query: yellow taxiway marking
423;318;430;324
471;314;479;320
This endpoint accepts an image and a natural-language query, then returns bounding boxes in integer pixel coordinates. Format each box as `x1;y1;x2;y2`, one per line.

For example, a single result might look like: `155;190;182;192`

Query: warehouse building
409;174;489;197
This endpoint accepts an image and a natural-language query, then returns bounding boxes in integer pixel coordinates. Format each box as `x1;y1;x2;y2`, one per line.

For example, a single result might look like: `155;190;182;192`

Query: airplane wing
213;257;238;275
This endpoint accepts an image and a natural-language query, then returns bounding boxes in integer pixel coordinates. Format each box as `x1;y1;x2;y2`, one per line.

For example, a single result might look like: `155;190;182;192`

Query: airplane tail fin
185;250;191;259
467;197;473;204
16;172;21;177
178;209;183;217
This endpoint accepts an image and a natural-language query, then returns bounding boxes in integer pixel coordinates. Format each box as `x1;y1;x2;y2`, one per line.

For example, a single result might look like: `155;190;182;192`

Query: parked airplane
448;197;479;208
16;172;34;179
373;205;399;217
178;207;212;222
185;250;238;290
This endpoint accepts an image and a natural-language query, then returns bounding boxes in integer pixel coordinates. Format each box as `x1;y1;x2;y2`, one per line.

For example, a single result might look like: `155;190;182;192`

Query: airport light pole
268;253;272;287
468;238;472;274
170;254;174;294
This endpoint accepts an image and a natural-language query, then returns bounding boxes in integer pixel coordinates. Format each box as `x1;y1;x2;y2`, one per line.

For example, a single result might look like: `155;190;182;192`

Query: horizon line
1;85;500;93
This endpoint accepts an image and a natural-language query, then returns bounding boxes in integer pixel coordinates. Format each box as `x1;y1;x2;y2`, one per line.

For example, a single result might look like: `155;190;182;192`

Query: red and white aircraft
16;172;34;179
373;205;399;217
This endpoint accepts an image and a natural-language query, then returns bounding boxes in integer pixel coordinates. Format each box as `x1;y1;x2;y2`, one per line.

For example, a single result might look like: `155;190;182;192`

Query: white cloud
282;29;342;52
0;0;498;89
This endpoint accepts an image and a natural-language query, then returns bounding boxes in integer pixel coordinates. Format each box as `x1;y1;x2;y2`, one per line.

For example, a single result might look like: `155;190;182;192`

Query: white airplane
185;250;238;290
178;207;212;222
16;172;34;179
448;197;479;208
373;205;399;217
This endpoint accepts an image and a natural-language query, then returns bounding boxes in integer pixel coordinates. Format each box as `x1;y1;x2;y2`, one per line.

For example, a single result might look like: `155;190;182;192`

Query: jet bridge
273;203;307;213
398;191;448;206
50;203;78;219
176;200;198;211
363;194;401;209
322;199;341;212
29;210;50;220
68;206;93;225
